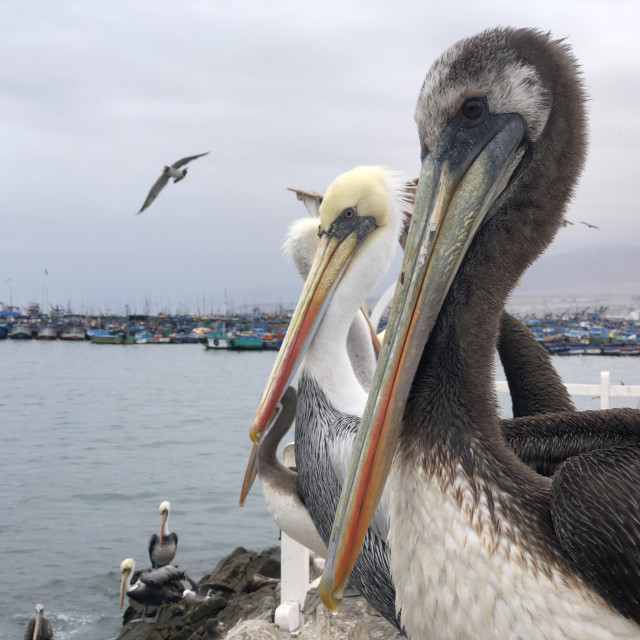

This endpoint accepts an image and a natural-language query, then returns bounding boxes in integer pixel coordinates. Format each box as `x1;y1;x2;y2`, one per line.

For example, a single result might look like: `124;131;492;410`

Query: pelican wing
551;442;640;624
331;415;390;541
148;533;159;558
140;564;185;587
138;172;170;214
171;151;210;169
502;408;640;476
24;616;53;640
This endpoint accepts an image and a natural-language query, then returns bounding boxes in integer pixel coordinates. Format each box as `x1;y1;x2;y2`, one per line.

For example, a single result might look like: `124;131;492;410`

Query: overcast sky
1;0;638;314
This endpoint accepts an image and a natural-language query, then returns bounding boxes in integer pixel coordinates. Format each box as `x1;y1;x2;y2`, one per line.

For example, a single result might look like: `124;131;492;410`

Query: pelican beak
32;614;42;640
240;228;367;503
238;443;258;507
159;510;168;547
319;111;527;610
120;571;128;609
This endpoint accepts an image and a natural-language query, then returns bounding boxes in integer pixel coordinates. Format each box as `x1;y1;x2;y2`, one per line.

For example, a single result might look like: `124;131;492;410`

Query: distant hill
517;244;640;296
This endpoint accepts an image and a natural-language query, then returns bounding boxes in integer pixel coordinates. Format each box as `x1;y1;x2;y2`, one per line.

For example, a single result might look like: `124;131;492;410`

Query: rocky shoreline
116;546;401;640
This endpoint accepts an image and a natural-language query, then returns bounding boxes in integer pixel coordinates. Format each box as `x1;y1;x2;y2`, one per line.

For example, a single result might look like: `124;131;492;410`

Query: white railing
494;371;640;410
274;371;640;631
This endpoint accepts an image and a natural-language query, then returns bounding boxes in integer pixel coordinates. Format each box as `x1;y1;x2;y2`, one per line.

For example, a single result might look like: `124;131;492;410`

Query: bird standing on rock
120;557;191;622
149;500;178;568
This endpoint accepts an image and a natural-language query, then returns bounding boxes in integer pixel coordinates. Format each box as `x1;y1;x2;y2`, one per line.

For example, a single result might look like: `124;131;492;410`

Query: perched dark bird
24;604;53;640
148;500;178;568
322;27;640;638
580;220;599;229
137;152;209;214
120;557;190;621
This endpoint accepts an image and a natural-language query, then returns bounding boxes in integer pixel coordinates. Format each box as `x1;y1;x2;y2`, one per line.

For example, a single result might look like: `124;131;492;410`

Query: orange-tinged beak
240;230;362;503
319;114;527;610
120;571;128;609
238;443;258;507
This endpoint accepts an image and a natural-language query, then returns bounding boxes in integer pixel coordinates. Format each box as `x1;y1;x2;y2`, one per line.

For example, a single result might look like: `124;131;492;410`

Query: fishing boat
8;324;33;340
60;326;87;341
204;331;264;350
90;330;135;344
261;332;283;350
35;326;57;340
228;333;264;350
204;332;230;349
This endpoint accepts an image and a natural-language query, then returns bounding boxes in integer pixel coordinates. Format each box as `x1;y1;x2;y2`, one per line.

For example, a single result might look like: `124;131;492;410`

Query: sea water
0;340;638;639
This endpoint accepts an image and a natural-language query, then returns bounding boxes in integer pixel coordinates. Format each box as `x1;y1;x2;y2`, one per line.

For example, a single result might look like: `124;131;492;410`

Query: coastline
116;546;401;640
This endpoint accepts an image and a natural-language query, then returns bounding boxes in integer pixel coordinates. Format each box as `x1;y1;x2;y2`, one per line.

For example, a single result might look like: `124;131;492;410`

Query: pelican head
320;27;587;611
239;166;406;504
120;557;135;609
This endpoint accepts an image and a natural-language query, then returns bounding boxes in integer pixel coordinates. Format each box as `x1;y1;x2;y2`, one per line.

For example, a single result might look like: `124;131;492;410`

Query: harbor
1;339;638;639
1;303;640;355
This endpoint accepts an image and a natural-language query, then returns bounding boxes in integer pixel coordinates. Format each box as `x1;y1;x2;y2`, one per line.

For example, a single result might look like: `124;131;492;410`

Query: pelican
248;384;328;558
137;152;209;214
247;166;407;630
24;604;53;640
321;27;640;639
149;501;178;568
241;168;584;628
120;557;189;621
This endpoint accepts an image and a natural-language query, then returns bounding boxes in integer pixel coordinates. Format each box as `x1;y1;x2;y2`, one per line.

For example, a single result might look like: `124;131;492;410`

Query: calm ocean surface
1;340;639;639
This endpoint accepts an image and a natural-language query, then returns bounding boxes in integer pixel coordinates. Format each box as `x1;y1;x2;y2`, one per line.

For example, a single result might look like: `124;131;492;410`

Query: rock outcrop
116;546;402;640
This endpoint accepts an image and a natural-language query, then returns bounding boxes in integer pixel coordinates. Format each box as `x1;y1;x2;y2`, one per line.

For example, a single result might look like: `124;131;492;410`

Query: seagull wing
171;151;210;169
138;172;171;214
551;441;640;624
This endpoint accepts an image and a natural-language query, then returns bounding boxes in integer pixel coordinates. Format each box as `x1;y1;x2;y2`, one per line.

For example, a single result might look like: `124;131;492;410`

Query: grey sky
2;0;638;314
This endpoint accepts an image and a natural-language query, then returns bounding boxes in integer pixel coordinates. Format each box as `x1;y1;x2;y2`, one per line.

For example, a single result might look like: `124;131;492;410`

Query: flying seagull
580;220;599;229
137;152;209;214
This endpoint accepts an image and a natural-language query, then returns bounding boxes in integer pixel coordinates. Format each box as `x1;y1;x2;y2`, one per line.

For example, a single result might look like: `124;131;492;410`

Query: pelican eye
460;98;486;124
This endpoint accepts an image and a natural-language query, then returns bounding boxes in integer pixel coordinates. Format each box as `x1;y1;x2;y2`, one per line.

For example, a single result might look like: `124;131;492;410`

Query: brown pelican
24;604;53;640
120;557;189;621
149;501;178;568
321;27;640;638
137;152;209;214
247;166;407;629
247;384;328;557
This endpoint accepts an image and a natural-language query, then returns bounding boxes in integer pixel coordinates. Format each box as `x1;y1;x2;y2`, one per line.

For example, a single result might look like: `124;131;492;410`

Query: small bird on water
137;152;209;214
24;603;53;640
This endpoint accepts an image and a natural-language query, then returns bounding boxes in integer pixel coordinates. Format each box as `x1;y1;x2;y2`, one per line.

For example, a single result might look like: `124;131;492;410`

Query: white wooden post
275;442;310;632
275;532;309;631
600;371;611;409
